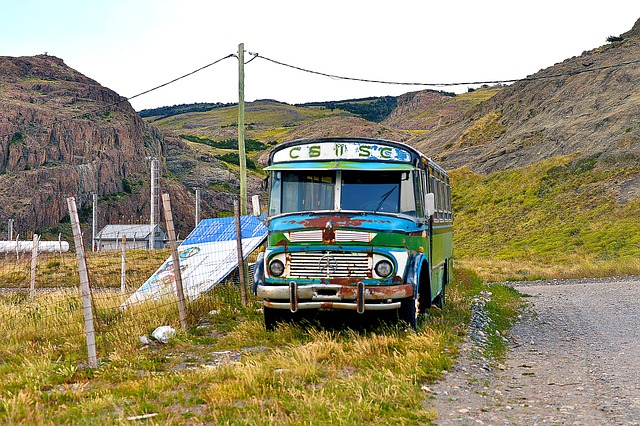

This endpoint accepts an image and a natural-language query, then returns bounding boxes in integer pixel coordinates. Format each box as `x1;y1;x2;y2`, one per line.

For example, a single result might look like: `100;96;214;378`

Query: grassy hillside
149;100;356;143
382;87;500;135
452;155;640;281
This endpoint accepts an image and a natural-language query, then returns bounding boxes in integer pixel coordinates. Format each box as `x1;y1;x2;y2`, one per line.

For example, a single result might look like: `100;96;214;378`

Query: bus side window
414;170;425;217
446;177;453;220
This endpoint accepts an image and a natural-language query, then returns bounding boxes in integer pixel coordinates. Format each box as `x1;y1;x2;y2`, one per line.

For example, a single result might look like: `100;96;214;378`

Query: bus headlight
269;259;285;277
374;259;393;278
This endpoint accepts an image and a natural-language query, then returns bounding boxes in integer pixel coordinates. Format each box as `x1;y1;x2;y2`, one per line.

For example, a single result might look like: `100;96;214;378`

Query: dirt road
431;277;640;425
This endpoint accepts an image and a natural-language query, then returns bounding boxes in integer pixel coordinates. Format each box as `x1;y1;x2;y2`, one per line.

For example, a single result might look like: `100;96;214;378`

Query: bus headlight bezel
268;259;285;277
374;259;394;278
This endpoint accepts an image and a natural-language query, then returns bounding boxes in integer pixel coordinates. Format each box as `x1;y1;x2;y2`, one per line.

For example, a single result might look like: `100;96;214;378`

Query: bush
216;153;257;170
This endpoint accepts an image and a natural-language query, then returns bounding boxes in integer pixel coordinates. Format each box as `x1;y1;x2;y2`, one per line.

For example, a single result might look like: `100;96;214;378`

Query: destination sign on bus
271;141;412;163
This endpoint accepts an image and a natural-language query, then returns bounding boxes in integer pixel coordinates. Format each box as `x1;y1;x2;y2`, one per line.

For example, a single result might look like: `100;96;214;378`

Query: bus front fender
406;253;428;296
252;252;265;295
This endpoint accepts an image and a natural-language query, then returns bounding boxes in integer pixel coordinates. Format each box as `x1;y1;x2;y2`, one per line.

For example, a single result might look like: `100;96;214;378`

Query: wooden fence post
30;233;39;301
234;199;248;306
121;234;127;294
67;196;98;369
161;193;188;332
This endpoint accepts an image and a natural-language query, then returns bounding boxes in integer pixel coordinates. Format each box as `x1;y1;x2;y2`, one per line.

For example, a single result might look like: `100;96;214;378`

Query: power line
4;49;640;142
250;52;640;87
126;54;235;102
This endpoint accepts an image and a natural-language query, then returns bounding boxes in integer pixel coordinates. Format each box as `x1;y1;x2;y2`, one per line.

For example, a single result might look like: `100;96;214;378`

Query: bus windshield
269;169;418;216
341;170;399;213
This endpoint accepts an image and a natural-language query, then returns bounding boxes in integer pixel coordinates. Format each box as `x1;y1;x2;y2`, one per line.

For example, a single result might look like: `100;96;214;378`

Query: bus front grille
289;252;370;278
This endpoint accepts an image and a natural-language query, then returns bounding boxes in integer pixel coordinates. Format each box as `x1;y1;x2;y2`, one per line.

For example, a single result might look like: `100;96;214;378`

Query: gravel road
430;276;640;425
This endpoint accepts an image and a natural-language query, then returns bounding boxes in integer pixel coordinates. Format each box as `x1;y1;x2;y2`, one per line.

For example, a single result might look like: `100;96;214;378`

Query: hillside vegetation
452;155;640;281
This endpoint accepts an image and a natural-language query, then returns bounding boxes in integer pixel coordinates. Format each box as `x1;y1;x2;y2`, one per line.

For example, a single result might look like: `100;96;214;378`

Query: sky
2;0;639;111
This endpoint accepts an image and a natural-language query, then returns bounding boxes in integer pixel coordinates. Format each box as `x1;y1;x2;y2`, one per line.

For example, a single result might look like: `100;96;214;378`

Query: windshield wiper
374;186;398;212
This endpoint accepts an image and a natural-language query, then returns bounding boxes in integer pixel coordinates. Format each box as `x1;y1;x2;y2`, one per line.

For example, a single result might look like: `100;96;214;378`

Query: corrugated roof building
95;224;167;251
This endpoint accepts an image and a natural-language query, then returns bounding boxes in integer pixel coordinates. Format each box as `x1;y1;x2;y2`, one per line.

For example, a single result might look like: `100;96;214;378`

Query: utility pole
149;158;158;250
238;43;247;215
195;188;201;228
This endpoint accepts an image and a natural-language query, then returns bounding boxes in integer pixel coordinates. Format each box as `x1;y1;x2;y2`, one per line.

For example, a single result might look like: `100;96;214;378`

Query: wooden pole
238;43;247;215
30;233;39;301
121;234;127;294
234;199;248;306
67;196;98;368
195;188;201;228
251;195;260;216
161;193;188;332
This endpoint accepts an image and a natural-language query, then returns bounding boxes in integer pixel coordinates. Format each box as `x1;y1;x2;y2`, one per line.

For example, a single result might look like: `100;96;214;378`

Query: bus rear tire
434;262;448;310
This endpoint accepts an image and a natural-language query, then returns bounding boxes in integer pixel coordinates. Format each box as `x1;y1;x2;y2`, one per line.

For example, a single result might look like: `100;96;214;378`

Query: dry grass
0;266;517;425
457;256;640;283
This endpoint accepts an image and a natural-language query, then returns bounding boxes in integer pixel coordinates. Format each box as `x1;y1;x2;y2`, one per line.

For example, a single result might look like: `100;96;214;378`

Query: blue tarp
122;216;267;307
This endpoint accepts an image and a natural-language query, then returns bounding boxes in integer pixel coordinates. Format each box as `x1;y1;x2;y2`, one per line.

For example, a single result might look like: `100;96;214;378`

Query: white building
95;224;167;251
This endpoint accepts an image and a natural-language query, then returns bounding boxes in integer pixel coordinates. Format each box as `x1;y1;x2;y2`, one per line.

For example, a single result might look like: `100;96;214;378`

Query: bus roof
267;137;448;175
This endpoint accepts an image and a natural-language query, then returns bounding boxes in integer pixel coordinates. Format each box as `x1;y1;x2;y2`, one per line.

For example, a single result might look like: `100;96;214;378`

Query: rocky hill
414;18;640;175
0;55;215;238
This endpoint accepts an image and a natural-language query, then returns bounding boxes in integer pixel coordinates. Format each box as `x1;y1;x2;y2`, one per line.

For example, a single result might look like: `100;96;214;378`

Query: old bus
253;137;453;330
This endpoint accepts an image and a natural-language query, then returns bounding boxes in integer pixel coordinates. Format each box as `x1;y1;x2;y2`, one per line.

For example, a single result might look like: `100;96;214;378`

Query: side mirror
425;193;435;217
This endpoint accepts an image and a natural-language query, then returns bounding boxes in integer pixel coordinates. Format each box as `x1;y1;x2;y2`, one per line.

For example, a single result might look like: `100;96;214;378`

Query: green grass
482;284;524;360
458;111;505;146
0;267;520;425
0;250;171;289
451;155;640;281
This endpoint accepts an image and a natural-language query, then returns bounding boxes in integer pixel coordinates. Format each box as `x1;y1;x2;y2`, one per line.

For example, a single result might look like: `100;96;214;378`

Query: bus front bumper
256;282;414;313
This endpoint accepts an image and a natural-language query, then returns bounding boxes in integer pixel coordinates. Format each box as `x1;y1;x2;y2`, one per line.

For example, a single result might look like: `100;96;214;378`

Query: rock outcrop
413;19;640;174
0;55;204;236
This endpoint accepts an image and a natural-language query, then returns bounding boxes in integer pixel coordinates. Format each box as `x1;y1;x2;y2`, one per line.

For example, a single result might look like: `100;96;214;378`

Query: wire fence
0;197;264;367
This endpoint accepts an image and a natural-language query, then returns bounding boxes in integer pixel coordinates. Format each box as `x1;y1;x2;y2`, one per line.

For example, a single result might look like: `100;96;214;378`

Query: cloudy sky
2;0;639;111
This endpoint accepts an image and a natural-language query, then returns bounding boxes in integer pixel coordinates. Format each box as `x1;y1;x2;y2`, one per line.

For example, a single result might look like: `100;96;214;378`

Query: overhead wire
3;49;640;141
250;52;640;87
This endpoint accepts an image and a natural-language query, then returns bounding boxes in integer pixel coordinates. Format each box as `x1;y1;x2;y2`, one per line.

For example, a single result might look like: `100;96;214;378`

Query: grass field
0;267;522;425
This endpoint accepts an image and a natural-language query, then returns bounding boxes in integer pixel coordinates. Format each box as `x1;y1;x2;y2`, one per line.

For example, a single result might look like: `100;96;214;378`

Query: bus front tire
263;306;285;331
400;266;430;330
399;298;418;330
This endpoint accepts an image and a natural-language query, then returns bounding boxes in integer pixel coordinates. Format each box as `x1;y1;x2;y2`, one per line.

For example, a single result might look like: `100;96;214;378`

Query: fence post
251;195;260;216
67;196;98;369
161;193;188;332
234;199;248;306
58;233;64;263
121;234;127;294
30;233;39;301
